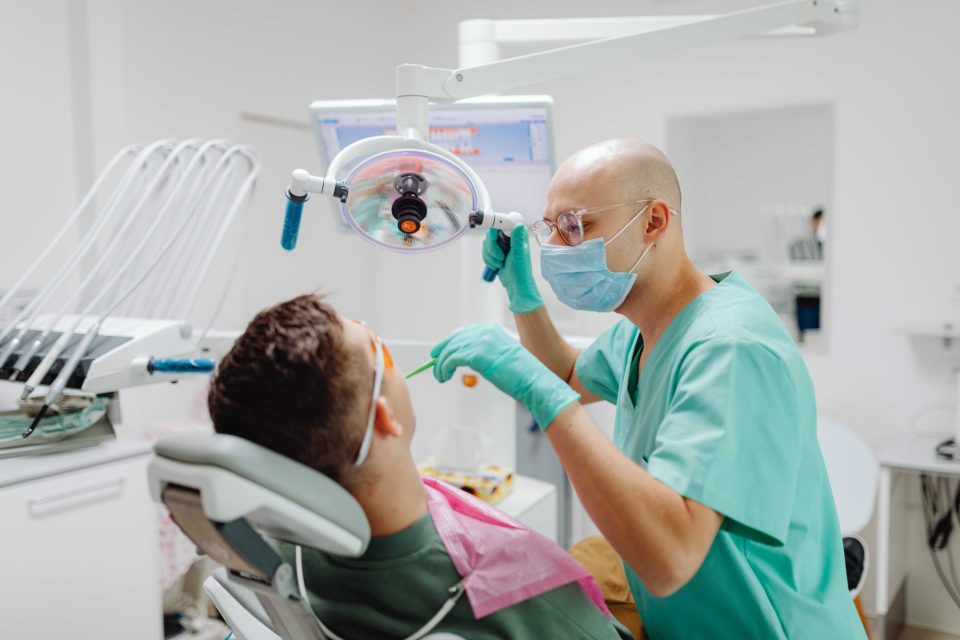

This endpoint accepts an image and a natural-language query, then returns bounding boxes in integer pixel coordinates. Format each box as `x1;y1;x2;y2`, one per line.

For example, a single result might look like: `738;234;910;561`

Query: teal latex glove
431;324;579;429
483;225;544;314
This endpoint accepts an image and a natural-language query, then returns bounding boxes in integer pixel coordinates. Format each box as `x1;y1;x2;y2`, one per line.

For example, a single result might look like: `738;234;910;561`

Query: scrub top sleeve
645;338;803;546
574;319;638;405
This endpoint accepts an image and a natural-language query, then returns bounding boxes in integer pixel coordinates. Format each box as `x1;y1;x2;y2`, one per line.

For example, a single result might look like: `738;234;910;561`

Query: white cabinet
0;443;161;640
498;475;558;543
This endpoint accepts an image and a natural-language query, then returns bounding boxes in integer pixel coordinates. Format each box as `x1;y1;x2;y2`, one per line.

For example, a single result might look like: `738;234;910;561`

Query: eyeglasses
529;199;679;247
352;320;394;466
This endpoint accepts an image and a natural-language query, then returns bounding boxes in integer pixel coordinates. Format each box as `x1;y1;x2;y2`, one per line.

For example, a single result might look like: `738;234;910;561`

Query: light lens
340;149;478;253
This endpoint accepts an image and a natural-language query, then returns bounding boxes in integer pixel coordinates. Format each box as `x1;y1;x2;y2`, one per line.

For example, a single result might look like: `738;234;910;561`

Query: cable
195;151;259;341
180;146;259;327
37;143;242;401
8;138;258;437
19;140;209;399
0;142;173;364
931;548;960;609
145;152;236;318
945;478;960;601
19;141;241;432
0;145;139;320
948;540;960;605
4;146;175;377
921;474;960;609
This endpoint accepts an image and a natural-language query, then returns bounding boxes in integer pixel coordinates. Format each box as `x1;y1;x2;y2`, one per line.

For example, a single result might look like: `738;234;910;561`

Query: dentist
431;139;863;639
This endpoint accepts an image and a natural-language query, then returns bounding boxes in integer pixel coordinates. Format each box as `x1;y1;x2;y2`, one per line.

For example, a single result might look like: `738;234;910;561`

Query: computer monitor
310;96;555;226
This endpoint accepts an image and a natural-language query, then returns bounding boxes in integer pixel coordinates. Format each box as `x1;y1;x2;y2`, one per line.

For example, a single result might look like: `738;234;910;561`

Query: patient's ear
373;397;403;438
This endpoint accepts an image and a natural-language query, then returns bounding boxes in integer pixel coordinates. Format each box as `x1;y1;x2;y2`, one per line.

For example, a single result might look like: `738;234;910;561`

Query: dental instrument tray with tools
0;389;114;458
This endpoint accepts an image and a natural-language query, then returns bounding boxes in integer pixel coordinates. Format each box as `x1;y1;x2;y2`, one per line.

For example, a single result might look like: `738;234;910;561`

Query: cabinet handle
28;478;125;517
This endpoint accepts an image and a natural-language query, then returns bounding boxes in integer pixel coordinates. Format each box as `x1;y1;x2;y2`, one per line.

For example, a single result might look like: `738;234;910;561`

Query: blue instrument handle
281;195;306;251
149;358;215;374
482;230;512;282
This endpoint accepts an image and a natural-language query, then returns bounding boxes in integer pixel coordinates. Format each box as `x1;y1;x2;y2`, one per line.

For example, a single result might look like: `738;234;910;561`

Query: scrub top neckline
626;271;734;406
330;513;436;565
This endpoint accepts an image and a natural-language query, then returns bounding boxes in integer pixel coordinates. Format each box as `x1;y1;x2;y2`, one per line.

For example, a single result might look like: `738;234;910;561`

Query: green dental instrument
405;358;436;379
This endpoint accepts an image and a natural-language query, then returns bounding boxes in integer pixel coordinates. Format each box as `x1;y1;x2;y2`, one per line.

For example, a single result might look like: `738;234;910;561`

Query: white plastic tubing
0;140;259;404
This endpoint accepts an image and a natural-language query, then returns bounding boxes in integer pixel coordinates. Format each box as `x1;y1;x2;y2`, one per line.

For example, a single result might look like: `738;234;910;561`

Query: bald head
549;139;682;214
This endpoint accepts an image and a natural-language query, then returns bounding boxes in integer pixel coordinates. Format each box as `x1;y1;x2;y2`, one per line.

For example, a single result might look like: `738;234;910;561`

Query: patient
207;295;627;640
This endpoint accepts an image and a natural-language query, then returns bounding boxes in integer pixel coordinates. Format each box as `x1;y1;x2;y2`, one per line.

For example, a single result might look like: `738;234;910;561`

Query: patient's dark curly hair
207;294;370;483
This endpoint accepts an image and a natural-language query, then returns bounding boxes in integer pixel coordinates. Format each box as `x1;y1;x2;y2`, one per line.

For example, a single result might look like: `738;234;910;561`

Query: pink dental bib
422;476;610;619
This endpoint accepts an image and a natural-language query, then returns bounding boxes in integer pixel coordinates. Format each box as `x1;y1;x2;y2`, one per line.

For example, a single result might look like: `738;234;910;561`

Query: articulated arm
395;0;856;132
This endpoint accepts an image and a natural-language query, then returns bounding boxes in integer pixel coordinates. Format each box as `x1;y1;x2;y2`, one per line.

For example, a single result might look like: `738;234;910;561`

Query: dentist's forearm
545;403;723;597
514;306;579;381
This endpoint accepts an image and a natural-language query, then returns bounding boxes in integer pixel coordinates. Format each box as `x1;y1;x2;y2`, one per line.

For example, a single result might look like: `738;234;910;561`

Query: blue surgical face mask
539;206;653;312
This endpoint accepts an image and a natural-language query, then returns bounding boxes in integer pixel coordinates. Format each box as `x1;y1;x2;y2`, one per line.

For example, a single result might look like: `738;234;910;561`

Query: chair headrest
150;432;370;556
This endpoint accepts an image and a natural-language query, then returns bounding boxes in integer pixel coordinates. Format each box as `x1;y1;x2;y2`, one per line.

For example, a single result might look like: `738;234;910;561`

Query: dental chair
148;432;464;640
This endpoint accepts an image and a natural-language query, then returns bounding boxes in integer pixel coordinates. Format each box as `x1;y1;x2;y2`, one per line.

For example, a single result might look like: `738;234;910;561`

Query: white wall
0;1;79;290
3;0;960;631
668;104;833;263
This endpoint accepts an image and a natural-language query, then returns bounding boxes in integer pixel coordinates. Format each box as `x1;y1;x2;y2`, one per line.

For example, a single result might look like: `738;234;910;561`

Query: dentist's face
545;155;650;274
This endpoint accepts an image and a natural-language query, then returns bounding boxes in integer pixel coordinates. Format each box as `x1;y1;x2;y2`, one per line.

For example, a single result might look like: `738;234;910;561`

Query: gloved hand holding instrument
430;324;580;430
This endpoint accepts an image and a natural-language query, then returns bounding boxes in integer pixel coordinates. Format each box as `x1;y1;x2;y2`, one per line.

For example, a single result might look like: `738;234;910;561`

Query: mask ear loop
626;240;655;274
606;202;654;274
605;202;653;245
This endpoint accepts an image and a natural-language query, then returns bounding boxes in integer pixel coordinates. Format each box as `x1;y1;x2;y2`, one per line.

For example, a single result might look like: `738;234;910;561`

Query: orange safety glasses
350;320;393;369
351;319;395;370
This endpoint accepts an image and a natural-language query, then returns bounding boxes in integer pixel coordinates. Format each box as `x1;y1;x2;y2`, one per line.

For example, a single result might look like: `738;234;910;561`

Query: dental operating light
284;0;858;278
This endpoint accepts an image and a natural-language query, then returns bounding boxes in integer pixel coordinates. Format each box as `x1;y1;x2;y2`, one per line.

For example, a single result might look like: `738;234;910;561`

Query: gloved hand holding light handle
468;210;525;282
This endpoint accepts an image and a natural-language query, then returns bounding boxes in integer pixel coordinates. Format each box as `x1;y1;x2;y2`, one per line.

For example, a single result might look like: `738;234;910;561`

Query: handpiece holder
282;169;348;251
281;194;308;251
147;358;216;375
483;231;511;282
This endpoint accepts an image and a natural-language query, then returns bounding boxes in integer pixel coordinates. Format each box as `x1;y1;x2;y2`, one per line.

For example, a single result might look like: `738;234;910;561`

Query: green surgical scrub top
575;271;865;640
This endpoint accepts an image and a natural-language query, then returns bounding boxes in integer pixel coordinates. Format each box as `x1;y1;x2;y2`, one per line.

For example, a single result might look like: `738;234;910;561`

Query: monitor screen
311;96;555;224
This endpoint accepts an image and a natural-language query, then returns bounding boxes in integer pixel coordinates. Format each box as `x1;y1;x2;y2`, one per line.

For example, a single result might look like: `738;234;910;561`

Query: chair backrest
149;432;376;640
152;433;468;640
817;417;879;536
148;432;371;563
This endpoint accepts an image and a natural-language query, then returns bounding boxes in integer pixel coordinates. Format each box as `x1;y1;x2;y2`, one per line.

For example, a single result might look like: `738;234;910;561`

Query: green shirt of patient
575;271;865;640
277;513;623;640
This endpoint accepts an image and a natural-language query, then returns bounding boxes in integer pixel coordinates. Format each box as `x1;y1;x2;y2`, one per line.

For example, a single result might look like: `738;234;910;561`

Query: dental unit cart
0;139;260;640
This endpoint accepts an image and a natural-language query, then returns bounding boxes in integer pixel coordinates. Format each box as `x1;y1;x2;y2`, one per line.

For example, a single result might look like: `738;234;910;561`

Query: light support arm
457;9;859;51
397;0;854;113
